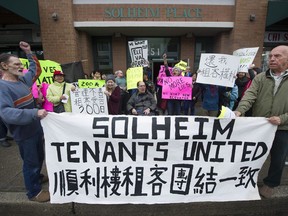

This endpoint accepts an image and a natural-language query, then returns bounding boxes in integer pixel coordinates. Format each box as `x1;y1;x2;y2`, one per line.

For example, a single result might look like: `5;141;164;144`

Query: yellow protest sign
20;58;62;85
126;67;143;90
78;79;105;88
175;60;188;71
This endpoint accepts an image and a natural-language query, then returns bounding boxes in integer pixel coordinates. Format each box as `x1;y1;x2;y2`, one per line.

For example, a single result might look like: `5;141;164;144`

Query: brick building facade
2;0;288;79
35;0;268;78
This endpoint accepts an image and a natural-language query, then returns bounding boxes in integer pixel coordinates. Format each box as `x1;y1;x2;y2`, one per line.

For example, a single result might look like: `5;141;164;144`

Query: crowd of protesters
0;41;288;202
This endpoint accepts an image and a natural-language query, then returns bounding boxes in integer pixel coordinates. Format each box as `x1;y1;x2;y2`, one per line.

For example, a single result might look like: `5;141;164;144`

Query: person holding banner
0;41;50;202
234;45;288;199
127;81;157;115
104;74;121;115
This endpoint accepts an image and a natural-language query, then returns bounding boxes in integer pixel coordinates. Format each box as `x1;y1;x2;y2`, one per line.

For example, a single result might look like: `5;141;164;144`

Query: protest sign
128;40;149;67
233;47;259;72
70;88;108;115
196;54;240;88
41;114;277;204
20;58;61;85
126;67;143;90
162;76;192;100
78;79;105;88
157;65;172;86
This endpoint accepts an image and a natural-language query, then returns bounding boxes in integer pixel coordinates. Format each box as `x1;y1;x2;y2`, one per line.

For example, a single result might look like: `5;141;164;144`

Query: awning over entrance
0;0;39;25
266;1;288;27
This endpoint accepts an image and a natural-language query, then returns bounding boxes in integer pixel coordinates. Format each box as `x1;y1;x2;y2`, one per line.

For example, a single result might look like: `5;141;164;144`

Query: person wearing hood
47;70;75;112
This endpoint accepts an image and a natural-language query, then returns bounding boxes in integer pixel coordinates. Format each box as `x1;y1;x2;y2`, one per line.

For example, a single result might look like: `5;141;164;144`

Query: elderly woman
127;81;157;115
104;74;121;115
47;70;75;113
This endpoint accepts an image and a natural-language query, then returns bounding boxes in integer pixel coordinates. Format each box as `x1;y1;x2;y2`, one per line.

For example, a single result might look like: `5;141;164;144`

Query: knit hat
53;70;65;77
105;74;115;83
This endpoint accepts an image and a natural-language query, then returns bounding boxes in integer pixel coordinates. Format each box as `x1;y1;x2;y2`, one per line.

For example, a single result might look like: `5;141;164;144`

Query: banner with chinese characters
70;88;108;115
41;114;277;204
196;54;240;87
162;76;192;100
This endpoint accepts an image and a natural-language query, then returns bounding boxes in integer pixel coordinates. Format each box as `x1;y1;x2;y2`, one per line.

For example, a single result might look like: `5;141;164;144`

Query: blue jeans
0;118;8;141
263;130;288;187
183;100;196;115
17;130;44;199
167;100;181;115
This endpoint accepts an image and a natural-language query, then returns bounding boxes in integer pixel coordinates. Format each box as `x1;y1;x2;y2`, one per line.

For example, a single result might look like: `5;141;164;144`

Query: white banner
70;88;108;115
41;114;277;204
128;40;149;67
233;47;259;73
197;54;240;87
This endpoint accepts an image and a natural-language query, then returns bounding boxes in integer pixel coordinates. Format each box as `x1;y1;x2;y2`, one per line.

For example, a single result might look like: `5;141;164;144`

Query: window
92;37;113;74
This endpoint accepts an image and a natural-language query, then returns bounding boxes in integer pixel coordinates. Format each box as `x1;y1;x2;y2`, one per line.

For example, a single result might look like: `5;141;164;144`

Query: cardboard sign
162;76;192;100
196;54;240;88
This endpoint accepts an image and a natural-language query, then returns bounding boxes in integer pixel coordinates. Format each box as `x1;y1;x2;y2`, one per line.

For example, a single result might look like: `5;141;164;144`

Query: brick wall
38;1;268;74
230;0;268;66
38;0;91;75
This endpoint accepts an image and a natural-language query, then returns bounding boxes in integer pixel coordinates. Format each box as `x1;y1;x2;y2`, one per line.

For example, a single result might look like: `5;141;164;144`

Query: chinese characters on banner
41;114;277;204
233;47;259;73
162;76;192;100
70;88;108;115
196;54;240;88
128;40;149;67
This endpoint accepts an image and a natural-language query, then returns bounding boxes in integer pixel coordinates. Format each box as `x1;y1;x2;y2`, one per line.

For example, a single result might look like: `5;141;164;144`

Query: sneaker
30;190;50;202
0;140;11;147
40;174;49;184
259;184;274;198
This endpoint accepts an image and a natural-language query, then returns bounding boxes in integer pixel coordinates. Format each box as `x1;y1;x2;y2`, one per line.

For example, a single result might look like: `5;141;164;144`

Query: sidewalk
1;140;288;216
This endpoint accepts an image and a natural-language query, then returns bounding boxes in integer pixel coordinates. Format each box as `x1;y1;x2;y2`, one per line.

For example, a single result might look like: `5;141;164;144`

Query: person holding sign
234;45;288;199
104;74;121;115
47;70;75;113
127;81;157;115
0;41;49;202
163;53;182;115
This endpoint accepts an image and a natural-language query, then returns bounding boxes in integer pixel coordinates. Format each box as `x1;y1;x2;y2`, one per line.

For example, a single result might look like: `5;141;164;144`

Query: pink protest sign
162;76;192;100
157;65;172;86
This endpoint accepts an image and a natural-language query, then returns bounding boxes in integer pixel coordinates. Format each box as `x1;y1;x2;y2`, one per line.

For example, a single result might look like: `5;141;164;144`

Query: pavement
1;140;288;216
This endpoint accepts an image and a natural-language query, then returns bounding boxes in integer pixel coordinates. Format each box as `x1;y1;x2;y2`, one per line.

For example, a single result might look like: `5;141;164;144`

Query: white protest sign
128;40;149;67
70;88;108;115
197;54;240;87
233;47;259;73
41;114;277;204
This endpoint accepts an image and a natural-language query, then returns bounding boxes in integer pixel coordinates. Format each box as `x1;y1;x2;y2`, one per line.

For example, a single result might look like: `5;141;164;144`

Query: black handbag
54;83;66;113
